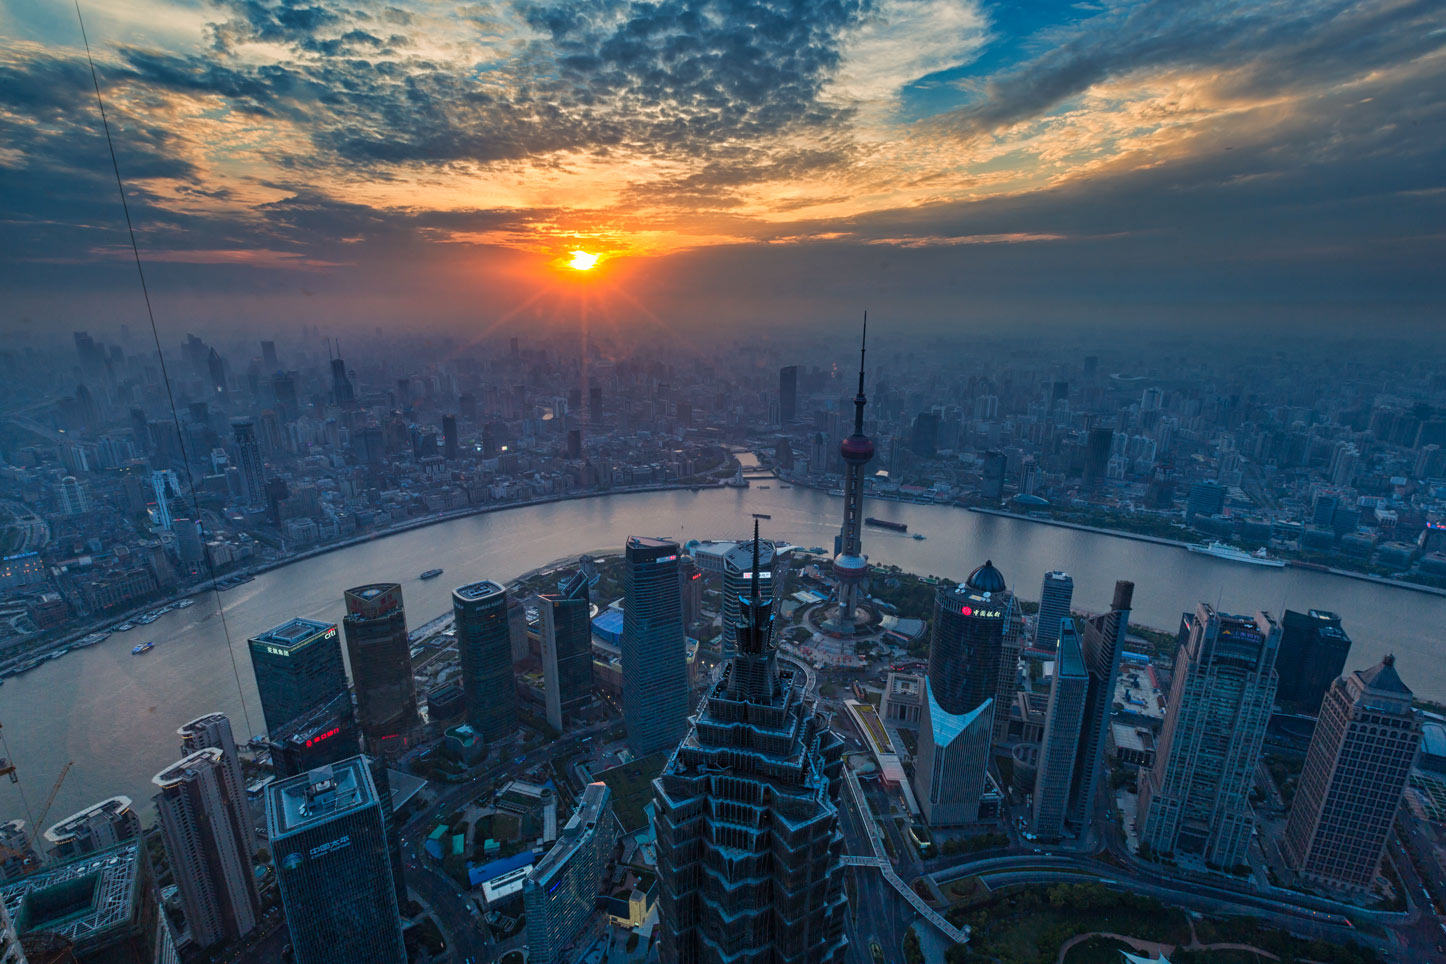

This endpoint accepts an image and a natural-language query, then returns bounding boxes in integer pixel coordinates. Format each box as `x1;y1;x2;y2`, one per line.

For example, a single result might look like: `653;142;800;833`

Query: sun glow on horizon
568;249;600;271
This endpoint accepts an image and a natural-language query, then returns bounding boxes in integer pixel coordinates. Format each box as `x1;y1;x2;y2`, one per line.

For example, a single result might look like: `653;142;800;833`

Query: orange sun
567;250;599;271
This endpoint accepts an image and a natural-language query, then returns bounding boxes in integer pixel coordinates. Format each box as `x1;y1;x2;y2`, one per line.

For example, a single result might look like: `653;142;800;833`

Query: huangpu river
3;483;1443;825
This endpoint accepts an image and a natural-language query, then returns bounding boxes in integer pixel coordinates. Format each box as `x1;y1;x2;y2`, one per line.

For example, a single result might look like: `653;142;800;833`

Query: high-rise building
57;476;87;516
1065;581;1133;829
153;748;260;948
539;571;594;732
1083;426;1113;486
980;449;1006;501
779;365;798;424
1035;571;1074;652
828;323;874;636
1033;622;1089;838
1276;610;1353;716
330;357;354;407
174;518;204;567
232;419;266;508
452;581;517;742
343;584;421;751
523;783;618;964
1140;605;1279;868
653;540;848;963
41;796;140;861
263;700;405;906
248;618;348;734
911;411;939;457
915;561;1013;826
149;470;175;530
1282;656;1422;893
267;691;362;777
0;821;37;882
266;758;406;964
677;555;702;627
1185;481;1225;521
719;536;778;661
442;414;459;459
178;713;255;855
621;536;689;756
1;841;177;964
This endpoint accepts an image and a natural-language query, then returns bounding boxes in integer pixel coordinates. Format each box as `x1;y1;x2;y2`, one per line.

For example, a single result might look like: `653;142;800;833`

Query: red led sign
304;727;341;748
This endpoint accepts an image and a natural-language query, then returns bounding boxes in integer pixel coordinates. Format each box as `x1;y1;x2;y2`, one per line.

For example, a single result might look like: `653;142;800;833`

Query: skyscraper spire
750;518;761;609
853;312;868;434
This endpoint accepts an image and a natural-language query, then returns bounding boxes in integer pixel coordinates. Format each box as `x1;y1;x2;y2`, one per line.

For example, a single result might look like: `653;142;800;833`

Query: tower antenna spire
751;519;761;609
853;312;868;435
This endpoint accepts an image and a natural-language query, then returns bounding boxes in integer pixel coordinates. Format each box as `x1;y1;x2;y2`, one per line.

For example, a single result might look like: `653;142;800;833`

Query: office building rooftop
251;617;334;649
454;580;505;602
267;757;374;837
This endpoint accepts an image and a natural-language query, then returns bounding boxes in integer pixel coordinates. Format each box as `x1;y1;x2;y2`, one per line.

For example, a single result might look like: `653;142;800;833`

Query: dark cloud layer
0;0;1443;336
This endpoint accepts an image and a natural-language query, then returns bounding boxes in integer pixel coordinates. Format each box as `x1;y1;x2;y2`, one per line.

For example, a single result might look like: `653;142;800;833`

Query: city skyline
4;229;1446;960
0;1;1442;333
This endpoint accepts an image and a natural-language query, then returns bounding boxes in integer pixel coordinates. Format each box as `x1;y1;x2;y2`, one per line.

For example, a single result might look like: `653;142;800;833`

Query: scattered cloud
0;0;1441;328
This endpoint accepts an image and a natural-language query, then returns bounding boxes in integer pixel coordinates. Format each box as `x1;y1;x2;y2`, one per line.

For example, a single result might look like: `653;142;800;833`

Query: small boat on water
132;641;155;655
176;598;195;609
136;613;159;625
779;485;792;489
758;485;770;489
912;533;926;540
113;623;134;632
752;513;772;519
1186;541;1285;568
420;568;444;580
865;517;908;533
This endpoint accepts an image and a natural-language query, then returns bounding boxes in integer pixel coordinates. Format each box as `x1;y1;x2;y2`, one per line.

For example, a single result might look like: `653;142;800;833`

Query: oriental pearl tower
827;317;873;635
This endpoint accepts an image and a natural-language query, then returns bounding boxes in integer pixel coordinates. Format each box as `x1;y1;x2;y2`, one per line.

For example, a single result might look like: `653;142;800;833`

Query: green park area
943;882;1192;964
937;881;1382;964
597;752;668;833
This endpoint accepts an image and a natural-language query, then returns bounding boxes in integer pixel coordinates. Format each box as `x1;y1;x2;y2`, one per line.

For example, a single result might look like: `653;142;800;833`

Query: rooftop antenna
751;518;761;609
853;312;868;435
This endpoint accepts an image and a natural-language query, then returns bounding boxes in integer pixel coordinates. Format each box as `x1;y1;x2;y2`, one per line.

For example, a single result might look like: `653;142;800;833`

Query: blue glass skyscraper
622;536;689;755
266;756;405;964
248;618;347;734
452;580;517;742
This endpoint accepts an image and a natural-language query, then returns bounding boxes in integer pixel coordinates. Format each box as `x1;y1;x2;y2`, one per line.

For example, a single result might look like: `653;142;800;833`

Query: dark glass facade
1276;609;1352;716
540;570;594;730
928;575;1010;716
622;537;689;756
1066;581;1132;828
343;583;420;748
452;580;517;742
266;757;405;964
248;617;348;734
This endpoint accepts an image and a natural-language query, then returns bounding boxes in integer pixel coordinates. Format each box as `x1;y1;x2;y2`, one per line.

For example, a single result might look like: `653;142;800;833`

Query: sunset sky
2;0;1443;336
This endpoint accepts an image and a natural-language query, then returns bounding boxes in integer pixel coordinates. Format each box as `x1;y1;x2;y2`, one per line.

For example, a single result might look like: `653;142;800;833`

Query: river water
3;483;1443;826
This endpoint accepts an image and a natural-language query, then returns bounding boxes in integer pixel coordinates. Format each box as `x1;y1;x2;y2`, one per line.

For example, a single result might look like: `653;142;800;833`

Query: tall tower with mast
827;316;874;635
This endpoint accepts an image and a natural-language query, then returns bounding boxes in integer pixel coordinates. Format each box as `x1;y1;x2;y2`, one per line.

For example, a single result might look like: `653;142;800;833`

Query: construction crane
32;761;73;843
0;759;73;875
0;723;16;783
